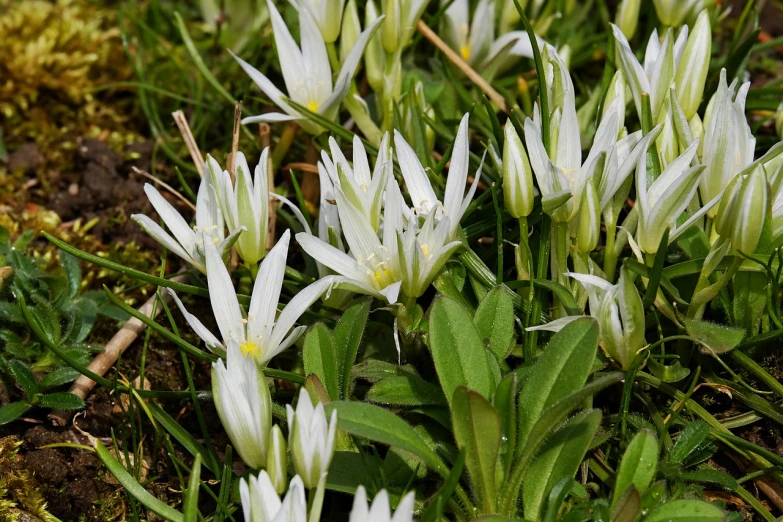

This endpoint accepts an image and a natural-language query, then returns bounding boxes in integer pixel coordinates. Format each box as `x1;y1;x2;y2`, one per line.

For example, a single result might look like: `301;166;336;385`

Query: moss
0;437;55;522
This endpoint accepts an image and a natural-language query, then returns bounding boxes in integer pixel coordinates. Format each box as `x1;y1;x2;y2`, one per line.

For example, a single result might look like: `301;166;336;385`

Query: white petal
131;214;198;270
443;113;471;220
204;235;245;346
248;230;290;347
167;289;224;352
144;183;196;255
394;130;438;214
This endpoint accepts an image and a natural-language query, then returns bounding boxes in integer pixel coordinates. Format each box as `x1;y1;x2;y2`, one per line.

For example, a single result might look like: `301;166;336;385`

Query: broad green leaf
611;486;642;522
543;478;588;522
680;469;738;490
474;287;516;361
352;360;419;382
183;454;202;522
39;392;85;410
38;367;81;390
647;358;691;383
670;421;710;465
60;251;81;300
326;401;448;476
523;409;601;520
612;430;659;507
517;318;599;453
452;386;501;513
644;499;724;522
494;374;518;476
366;376;446;406
303;324;340;401
95;440;184;522
333;297;371;399
0;402;31;425
428;297;493;404
8;360;38;396
327;451;382;494
684;318;745;355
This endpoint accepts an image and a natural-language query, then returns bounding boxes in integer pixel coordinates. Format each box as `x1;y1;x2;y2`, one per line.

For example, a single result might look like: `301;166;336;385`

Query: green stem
326;42;340;72
526;215;551;359
550;221;570;317
686;258;743;319
271;122;299;170
344;93;383;146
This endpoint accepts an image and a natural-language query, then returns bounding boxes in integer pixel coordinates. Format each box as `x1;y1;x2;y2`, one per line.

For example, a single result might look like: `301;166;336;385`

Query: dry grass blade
416;20;509;113
172;110;205;175
226;100;243;181
132;166;196;211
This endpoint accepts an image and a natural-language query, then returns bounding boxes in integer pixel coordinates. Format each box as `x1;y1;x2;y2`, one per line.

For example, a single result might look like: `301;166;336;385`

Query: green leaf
644;499;724;522
494;374;518;476
523;409;601;520
333;298;371;400
0;402;31;425
303;324;340;401
38;367;81;390
366;376;446;406
60;251;81;300
452;386;501;513
612;430;659;507
8;360;38;396
327;451;382;494
95;440;184;522
325;401;448;476
147;401;218;475
684;318;746;355
517;317;599;453
670;421;710;465
474;286;516;361
680;469;737;490
733;272;767;336
428;297;493;404
39;392;85;410
611;486;642;522
183;454;202;522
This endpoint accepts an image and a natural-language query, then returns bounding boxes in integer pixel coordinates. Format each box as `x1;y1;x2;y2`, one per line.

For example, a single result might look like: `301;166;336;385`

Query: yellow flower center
375;269;393;285
460;45;471;62
307;101;320;112
240;341;258;358
421;243;429;257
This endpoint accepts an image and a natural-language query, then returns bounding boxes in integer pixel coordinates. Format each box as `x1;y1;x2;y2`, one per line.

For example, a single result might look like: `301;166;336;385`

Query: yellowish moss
0;437;56;522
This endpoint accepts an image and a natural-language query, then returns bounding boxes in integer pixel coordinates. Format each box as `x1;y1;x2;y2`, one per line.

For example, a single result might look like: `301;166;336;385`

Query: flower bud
212;341;272;469
286;388;337;489
615;0;641;40
502;123;535;219
365;0;385;92
653;0;701;27
576;178;601;253
232;150;270;267
674;10;711;120
603;70;626;134
715;165;768;255
266;425;288;495
381;0;400;54
340;0;361;63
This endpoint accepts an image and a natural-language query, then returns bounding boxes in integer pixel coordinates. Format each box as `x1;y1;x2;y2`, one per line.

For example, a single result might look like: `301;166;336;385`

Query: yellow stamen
307;101;320;112
240;341;258;358
374;269;392;284
421;244;429;257
460;45;471;62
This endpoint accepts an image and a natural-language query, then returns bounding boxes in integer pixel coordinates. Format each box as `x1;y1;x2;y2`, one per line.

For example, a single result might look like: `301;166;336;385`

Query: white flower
169;229;339;363
206;151;270;267
567;269;645;370
350;487;416;522
634;129;707;254
212;340;271;469
241;472;307;522
287;389;337;489
395;113;481;239
699;69;755;217
714;164;768;255
442;0;495;65
232;0;384;134
320;134;393;232
292;0;346;43
502;121;535;219
131;178;242;274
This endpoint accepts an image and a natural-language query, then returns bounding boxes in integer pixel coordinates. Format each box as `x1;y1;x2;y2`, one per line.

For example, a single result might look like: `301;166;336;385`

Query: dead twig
226;100;243;181
172;110;205;175
49;276;187;426
131;167;196;212
416;19;509;113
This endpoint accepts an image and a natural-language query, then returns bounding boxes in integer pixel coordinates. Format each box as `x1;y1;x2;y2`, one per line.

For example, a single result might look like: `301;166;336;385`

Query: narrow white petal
248;230;290;347
394;130;438;214
443;113;471;219
167;289;224;352
204;236;245;346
